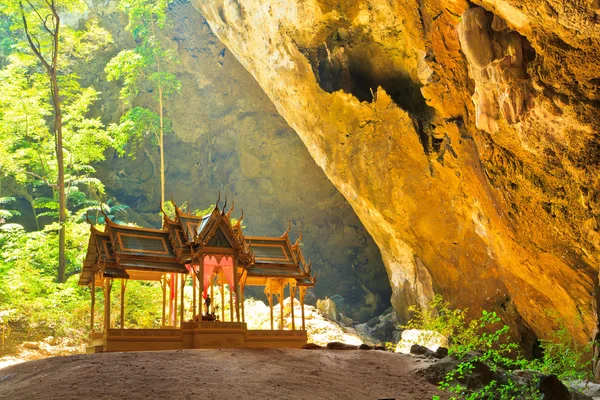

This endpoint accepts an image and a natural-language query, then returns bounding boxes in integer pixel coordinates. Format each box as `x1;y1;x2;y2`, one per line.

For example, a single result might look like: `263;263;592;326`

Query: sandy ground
0;348;444;400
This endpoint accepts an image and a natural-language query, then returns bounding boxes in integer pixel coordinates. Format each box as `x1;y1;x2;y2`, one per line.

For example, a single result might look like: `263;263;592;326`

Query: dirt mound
0;348;444;399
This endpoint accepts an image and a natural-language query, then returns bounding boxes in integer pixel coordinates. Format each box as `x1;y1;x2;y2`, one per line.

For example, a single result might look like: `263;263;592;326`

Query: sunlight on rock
394;329;448;354
244;297;375;346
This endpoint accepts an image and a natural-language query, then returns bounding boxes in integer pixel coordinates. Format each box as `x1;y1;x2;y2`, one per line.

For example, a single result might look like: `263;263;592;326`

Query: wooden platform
87;322;308;353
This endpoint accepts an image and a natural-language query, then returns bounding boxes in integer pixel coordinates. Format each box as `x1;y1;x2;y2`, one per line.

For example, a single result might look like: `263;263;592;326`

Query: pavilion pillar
120;279;126;329
180;273;185;326
90;276;96;337
279;281;284;330
267;282;274;330
233;259;239;322
199;259;204;316
103;278;112;333
241;283;246;323
173;274;178;327
161;275;166;328
210;272;215;314
192;267;197;318
229;283;234;322
220;269;225;322
299;286;306;331
290;282;296;331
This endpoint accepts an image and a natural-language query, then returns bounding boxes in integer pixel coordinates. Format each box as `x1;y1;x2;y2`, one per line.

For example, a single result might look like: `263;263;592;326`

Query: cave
309;32;431;119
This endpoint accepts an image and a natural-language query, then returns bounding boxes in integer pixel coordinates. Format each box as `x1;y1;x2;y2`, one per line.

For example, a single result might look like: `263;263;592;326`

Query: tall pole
173;274;178;327
234;260;239;322
210;271;214;314
192;267;197;318
279;281;284;330
90;276;96;336
220;269;225;322
300;287;306;331
268;286;274;331
199;259;204;317
180;273;185;325
290;282;296;331
103;278;112;332
120;279;126;329
241;284;245;323
161;275;166;328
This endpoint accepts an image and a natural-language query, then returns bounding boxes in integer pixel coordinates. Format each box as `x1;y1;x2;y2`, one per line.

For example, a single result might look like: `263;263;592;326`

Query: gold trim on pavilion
79;194;316;353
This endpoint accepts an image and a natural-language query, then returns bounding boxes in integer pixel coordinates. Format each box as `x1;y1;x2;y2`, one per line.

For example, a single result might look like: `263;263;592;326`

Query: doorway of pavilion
198;254;239;322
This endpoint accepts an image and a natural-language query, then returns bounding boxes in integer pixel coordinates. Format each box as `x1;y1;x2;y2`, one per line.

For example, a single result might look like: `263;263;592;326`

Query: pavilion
79;196;316;352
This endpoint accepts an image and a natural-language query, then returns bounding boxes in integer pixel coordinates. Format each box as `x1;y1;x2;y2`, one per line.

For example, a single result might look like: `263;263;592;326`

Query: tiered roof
79;198;316;288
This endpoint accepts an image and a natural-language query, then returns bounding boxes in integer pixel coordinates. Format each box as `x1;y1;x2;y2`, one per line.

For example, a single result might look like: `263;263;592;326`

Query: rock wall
86;0;391;321
191;0;600;345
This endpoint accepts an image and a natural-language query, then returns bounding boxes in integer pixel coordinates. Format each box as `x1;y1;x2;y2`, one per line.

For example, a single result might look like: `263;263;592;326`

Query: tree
0;0;111;282
19;0;67;282
105;0;181;207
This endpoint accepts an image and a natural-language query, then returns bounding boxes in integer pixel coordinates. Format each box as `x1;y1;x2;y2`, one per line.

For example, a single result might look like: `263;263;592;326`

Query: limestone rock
192;0;600;345
339;314;353;327
538;375;572;400
88;1;390;321
245;297;375;346
395;330;448;354
316;297;338;322
326;342;359;350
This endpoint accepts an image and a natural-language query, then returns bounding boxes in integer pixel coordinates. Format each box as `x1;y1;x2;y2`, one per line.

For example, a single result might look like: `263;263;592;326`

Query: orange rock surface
191;0;600;345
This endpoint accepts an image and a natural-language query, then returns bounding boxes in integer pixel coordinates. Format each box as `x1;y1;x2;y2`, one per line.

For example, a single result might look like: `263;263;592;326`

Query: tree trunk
20;0;66;282
52;71;66;283
159;86;165;208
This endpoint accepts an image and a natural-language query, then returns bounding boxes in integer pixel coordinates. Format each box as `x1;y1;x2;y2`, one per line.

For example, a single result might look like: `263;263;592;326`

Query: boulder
410;344;446;359
339;314;353;327
302;343;322;350
326;342;358;350
395;329;448;354
316;298;338;322
538;375;572;400
567;381;600;399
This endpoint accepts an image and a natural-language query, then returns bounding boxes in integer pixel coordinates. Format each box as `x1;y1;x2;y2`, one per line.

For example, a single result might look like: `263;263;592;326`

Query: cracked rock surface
191;0;600;345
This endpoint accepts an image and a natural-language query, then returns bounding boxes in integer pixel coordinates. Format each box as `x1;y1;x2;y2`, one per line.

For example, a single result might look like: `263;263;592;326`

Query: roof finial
222;195;227;215
226;200;235;219
214;190;221;212
234;209;244;228
281;219;291;238
293;230;303;248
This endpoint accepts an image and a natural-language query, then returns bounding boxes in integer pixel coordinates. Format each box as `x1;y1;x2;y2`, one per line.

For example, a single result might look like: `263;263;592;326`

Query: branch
24;171;57;188
19;1;53;74
24;0;53;36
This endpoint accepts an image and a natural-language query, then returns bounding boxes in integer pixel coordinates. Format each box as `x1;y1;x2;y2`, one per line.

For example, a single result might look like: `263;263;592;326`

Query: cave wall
86;0;391;321
190;0;600;344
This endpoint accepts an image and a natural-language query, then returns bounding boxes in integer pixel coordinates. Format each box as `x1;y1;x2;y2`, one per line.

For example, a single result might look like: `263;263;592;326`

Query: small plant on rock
410;297;594;399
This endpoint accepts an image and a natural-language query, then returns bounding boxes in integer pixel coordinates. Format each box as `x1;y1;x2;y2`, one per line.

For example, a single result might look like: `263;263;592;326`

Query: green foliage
0;196;21;223
121;281;163;328
78;199;130;225
109;107;171;158
0;220;165;354
406;297;594;399
0;2;114;244
404;294;481;357
530;318;593;382
0;222;90;349
105;0;180;161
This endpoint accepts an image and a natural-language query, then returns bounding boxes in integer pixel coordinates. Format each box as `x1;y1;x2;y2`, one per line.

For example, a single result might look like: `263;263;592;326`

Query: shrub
409;296;594;399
